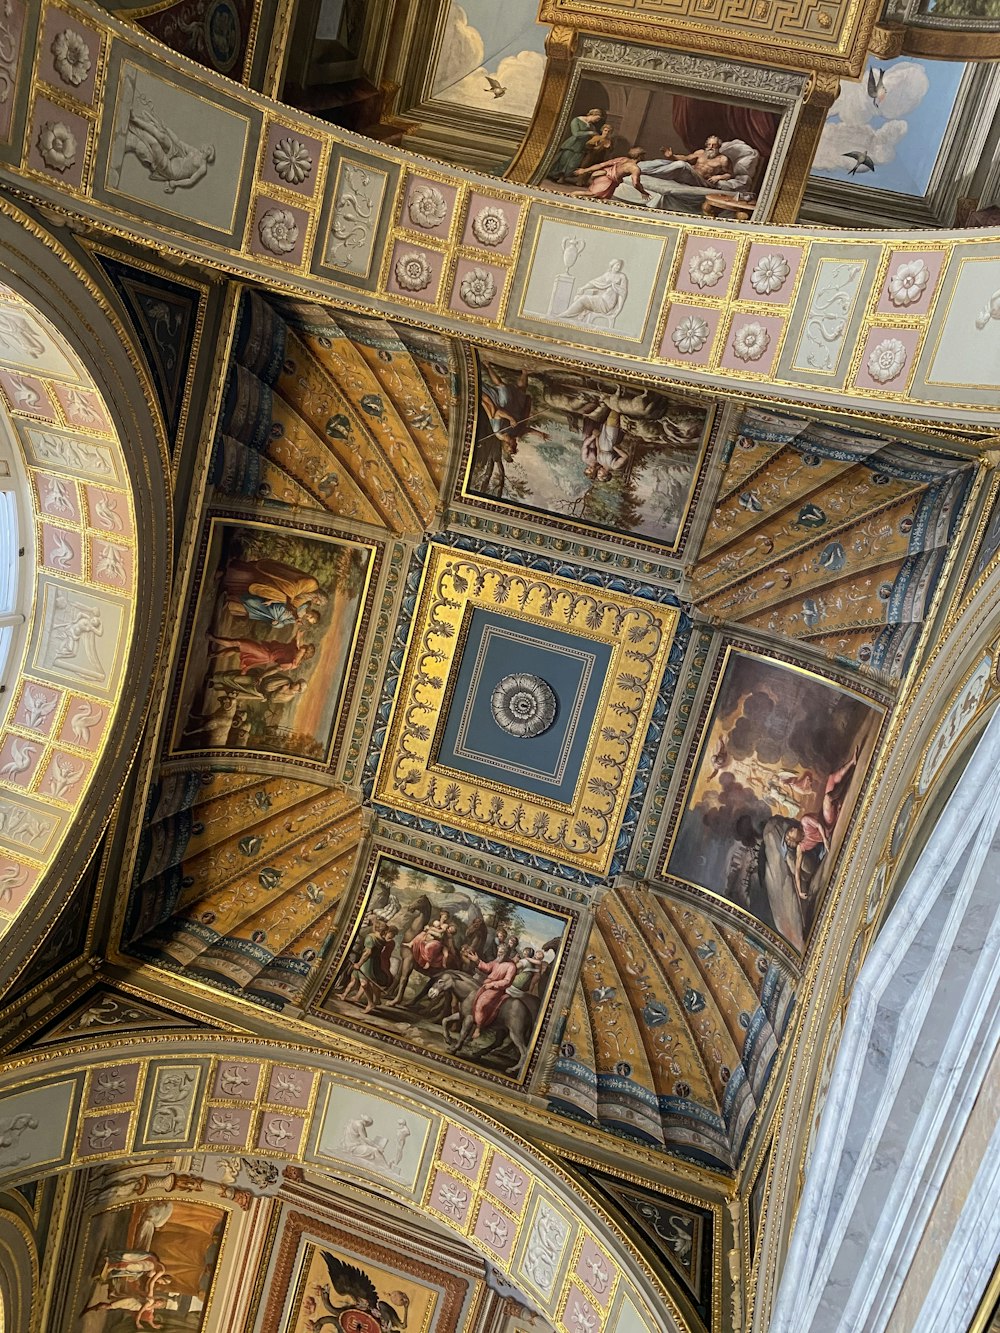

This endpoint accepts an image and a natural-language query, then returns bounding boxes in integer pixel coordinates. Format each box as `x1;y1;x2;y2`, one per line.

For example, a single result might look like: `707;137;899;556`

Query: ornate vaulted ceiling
1;0;1000;1330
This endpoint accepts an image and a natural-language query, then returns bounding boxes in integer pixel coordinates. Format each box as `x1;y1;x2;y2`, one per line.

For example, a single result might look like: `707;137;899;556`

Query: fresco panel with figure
319;852;575;1085
170;518;376;766
663;649;885;955
72;1197;227;1330
461;349;710;552
541;75;780;215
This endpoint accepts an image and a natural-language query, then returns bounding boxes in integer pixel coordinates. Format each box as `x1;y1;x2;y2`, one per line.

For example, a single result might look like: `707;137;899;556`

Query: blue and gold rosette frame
374;546;678;876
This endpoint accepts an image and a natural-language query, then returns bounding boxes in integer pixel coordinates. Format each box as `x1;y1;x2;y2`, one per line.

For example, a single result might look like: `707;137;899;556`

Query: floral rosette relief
867;337;907;385
407;184;448;230
671;315;710;355
51;29;92;87
688;247;727;290
272;137;312;186
459;267;497;310
732;321;770;363
887;258;929;309
394;250;433;293
470;205;509;248
750;253;791;297
36;121;77;173
257;207;299;255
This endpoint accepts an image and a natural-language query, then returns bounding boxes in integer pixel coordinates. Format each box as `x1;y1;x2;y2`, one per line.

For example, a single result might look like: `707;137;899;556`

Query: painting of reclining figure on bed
542;75;780;215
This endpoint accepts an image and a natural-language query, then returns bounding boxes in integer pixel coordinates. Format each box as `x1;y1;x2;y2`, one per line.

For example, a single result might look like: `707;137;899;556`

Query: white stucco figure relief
0;738;35;780
42;478;73;514
49;589;106;682
0;309;46;360
560;259;628;327
0;802;50;849
520;1199;570;1295
95;543;127;583
0;863;27;904
975;289;1000;330
5;373;39;407
30;431;114;478
69;701;103;743
124;99;215;193
0;1114;39;1168
335;1112;410;1174
45;754;82;799
48;530;75;570
22;687;56;730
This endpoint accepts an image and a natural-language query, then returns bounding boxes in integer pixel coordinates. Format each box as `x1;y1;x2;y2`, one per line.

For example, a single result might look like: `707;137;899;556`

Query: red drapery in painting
672;96;779;159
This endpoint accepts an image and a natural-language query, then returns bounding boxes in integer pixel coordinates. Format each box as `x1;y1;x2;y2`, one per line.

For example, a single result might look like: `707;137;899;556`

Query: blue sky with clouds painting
431;1;547;117
812;56;965;196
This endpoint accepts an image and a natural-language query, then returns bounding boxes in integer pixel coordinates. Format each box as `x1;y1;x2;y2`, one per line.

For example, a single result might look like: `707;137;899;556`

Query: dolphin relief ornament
548;236;586;316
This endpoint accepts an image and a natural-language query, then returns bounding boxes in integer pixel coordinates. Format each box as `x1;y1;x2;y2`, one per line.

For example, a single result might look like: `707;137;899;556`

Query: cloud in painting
431;4;545;118
813;60;930;173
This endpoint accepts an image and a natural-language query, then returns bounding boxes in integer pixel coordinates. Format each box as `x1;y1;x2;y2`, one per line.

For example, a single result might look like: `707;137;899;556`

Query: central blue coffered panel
436;609;613;800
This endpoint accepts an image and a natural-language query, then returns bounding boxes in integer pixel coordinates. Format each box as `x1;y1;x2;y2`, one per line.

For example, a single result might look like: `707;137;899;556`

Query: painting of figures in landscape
171;519;372;763
322;855;572;1083
463;350;709;550
542;76;779;213
287;1241;439;1333
73;1198;226;1330
811;55;965;196
665;650;884;953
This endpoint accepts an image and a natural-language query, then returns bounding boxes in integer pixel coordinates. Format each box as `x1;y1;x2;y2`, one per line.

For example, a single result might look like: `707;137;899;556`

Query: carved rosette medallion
491;674;557;738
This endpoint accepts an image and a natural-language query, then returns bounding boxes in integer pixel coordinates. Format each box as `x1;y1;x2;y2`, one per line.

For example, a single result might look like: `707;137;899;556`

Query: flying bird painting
843;151;875;176
483;76;506;98
867;66;887;108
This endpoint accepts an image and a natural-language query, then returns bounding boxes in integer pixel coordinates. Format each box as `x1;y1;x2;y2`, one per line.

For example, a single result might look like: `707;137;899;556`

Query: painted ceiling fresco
548;888;795;1172
5;1;1000;1328
110;287;987;1226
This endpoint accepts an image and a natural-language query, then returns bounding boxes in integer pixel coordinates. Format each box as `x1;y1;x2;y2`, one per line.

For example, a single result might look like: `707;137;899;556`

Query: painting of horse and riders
462;348;711;552
321;854;573;1084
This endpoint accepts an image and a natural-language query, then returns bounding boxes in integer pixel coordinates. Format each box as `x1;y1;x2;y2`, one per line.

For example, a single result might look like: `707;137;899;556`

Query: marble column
769;705;1000;1333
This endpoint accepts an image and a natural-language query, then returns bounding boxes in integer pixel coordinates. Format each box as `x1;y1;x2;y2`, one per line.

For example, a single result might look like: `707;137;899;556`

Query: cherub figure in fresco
384;910;460;1007
571;149;651;203
124;103;215;193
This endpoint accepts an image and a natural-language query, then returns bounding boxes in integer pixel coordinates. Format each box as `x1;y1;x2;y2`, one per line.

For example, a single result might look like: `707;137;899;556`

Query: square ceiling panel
374;545;678;875
437;609;614;801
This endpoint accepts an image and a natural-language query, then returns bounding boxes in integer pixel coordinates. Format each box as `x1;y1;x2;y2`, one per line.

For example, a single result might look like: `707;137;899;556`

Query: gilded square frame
373;545;678;875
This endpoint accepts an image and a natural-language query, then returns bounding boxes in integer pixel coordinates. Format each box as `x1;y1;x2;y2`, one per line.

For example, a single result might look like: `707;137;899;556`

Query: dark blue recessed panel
437;609;613;801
